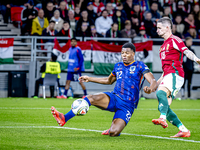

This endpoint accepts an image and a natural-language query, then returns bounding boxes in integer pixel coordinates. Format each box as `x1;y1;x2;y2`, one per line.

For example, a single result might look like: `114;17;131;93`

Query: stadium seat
42;73;59;99
11;7;23;28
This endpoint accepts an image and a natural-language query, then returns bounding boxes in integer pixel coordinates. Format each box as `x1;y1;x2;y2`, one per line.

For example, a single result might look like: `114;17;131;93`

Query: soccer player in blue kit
51;43;158;136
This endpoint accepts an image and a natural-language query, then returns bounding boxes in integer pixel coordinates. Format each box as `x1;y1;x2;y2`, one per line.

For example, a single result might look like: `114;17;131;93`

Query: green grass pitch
0;98;200;149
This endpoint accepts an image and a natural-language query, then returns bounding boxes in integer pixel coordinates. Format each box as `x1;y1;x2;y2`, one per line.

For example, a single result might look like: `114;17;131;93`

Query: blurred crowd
0;0;200;44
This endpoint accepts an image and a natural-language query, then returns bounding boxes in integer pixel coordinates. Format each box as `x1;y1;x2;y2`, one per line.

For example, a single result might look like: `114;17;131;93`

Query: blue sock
84;97;91;106
83;90;87;96
64;89;68;96
64;109;75;122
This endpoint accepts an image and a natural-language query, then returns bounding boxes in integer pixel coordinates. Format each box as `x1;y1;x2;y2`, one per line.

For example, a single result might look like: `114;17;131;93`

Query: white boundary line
0;107;200;111
0;126;200;143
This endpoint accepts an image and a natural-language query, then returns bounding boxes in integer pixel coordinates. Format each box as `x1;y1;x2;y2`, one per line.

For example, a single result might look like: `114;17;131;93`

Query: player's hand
143;86;152;94
196;58;200;65
74;68;79;72
79;76;89;82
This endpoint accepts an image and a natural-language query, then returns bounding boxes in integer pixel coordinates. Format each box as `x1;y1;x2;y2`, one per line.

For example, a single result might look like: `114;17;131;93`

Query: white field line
0;126;200;144
0;107;200;111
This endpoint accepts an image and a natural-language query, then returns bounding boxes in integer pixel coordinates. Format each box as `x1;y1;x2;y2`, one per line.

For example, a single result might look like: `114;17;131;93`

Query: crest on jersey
130;66;136;74
161;51;166;59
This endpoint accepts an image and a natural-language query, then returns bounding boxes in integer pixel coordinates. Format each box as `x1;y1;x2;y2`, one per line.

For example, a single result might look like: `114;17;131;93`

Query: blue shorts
67;72;82;81
104;92;135;125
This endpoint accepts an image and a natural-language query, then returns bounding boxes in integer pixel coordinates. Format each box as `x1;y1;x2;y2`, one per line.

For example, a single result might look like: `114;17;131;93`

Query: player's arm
143;72;158;94
157;72;164;85
79;73;116;85
183;50;200;64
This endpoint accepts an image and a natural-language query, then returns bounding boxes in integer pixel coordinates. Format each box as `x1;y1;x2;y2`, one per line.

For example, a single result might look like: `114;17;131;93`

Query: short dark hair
51;53;57;62
122;43;136;52
49;20;55;24
185;36;193;41
71;37;77;41
63;21;69;24
157;17;173;29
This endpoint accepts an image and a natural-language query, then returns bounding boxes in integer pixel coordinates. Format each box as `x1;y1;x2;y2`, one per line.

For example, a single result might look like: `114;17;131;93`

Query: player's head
157;17;173;38
51;53;57;62
121;43;136;64
71;37;77;47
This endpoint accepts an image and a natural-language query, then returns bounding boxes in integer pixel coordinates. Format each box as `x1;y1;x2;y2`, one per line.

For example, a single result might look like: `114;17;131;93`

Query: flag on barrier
92;41;153;75
52;39;92;70
0;38;14;64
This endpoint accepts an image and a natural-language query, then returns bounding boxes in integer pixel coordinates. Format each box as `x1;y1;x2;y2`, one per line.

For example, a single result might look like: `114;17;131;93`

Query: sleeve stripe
111;72;115;76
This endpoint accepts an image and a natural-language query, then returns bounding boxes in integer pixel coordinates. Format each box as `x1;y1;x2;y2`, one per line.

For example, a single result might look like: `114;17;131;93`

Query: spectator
174;14;185;37
139;0;150;13
172;24;182;38
76;21;91;41
123;0;134;20
143;12;157;38
162;6;173;20
33;0;42;9
181;37;195;99
31;9;49;36
57;1;68;21
112;10;126;31
56;21;75;43
173;1;188;20
77;0;93;11
67;10;76;31
42;20;58;42
131;14;140;34
124;0;134;20
133;3;144;23
74;7;81;21
184;25;199;39
106;2;114;18
0;1;12;23
183;0;193;14
106;23;121;45
95;10;113;36
164;0;176;16
192;4;200;22
115;2;127;21
51;10;64;32
121;20;137;40
149;2;161;22
90;25;103;37
44;2;56;21
76;10;94;31
33;53;61;98
184;13;198;34
134;26;150;43
21;1;38;36
93;0;105;16
87;2;97;22
41;20;58;54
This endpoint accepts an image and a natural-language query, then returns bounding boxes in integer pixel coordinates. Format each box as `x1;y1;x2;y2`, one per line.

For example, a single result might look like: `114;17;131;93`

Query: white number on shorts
126;110;131;122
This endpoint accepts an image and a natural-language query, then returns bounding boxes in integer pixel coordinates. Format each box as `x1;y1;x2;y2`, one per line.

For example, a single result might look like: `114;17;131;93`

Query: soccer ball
71;99;89;116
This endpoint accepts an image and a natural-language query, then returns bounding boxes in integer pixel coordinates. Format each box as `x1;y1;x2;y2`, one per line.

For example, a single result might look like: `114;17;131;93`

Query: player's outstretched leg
167;107;190;138
51;97;91;126
152;90;168;128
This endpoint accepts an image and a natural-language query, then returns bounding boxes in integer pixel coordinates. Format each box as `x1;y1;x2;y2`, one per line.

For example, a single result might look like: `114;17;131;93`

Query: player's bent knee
87;94;103;105
156;90;167;99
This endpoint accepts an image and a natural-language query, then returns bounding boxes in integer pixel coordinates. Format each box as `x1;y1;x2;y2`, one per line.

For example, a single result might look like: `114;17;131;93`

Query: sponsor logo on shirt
129;66;136;74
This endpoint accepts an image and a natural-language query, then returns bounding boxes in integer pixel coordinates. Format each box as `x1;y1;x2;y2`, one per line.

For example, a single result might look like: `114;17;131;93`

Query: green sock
166;107;181;127
156;90;169;116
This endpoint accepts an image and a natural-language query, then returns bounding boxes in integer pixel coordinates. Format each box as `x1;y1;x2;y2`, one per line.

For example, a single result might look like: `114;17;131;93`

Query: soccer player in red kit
152;17;200;138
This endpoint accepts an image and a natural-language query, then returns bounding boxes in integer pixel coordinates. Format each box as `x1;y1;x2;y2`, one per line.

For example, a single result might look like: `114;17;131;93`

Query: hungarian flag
0;38;14;64
92;41;153;75
53;39;92;70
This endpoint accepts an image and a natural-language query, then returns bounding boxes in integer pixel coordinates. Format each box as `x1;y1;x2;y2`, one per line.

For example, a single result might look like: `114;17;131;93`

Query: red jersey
159;34;188;77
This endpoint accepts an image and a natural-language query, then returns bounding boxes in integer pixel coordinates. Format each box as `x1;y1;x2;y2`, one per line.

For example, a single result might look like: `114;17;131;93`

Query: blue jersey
111;61;150;107
68;46;84;72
